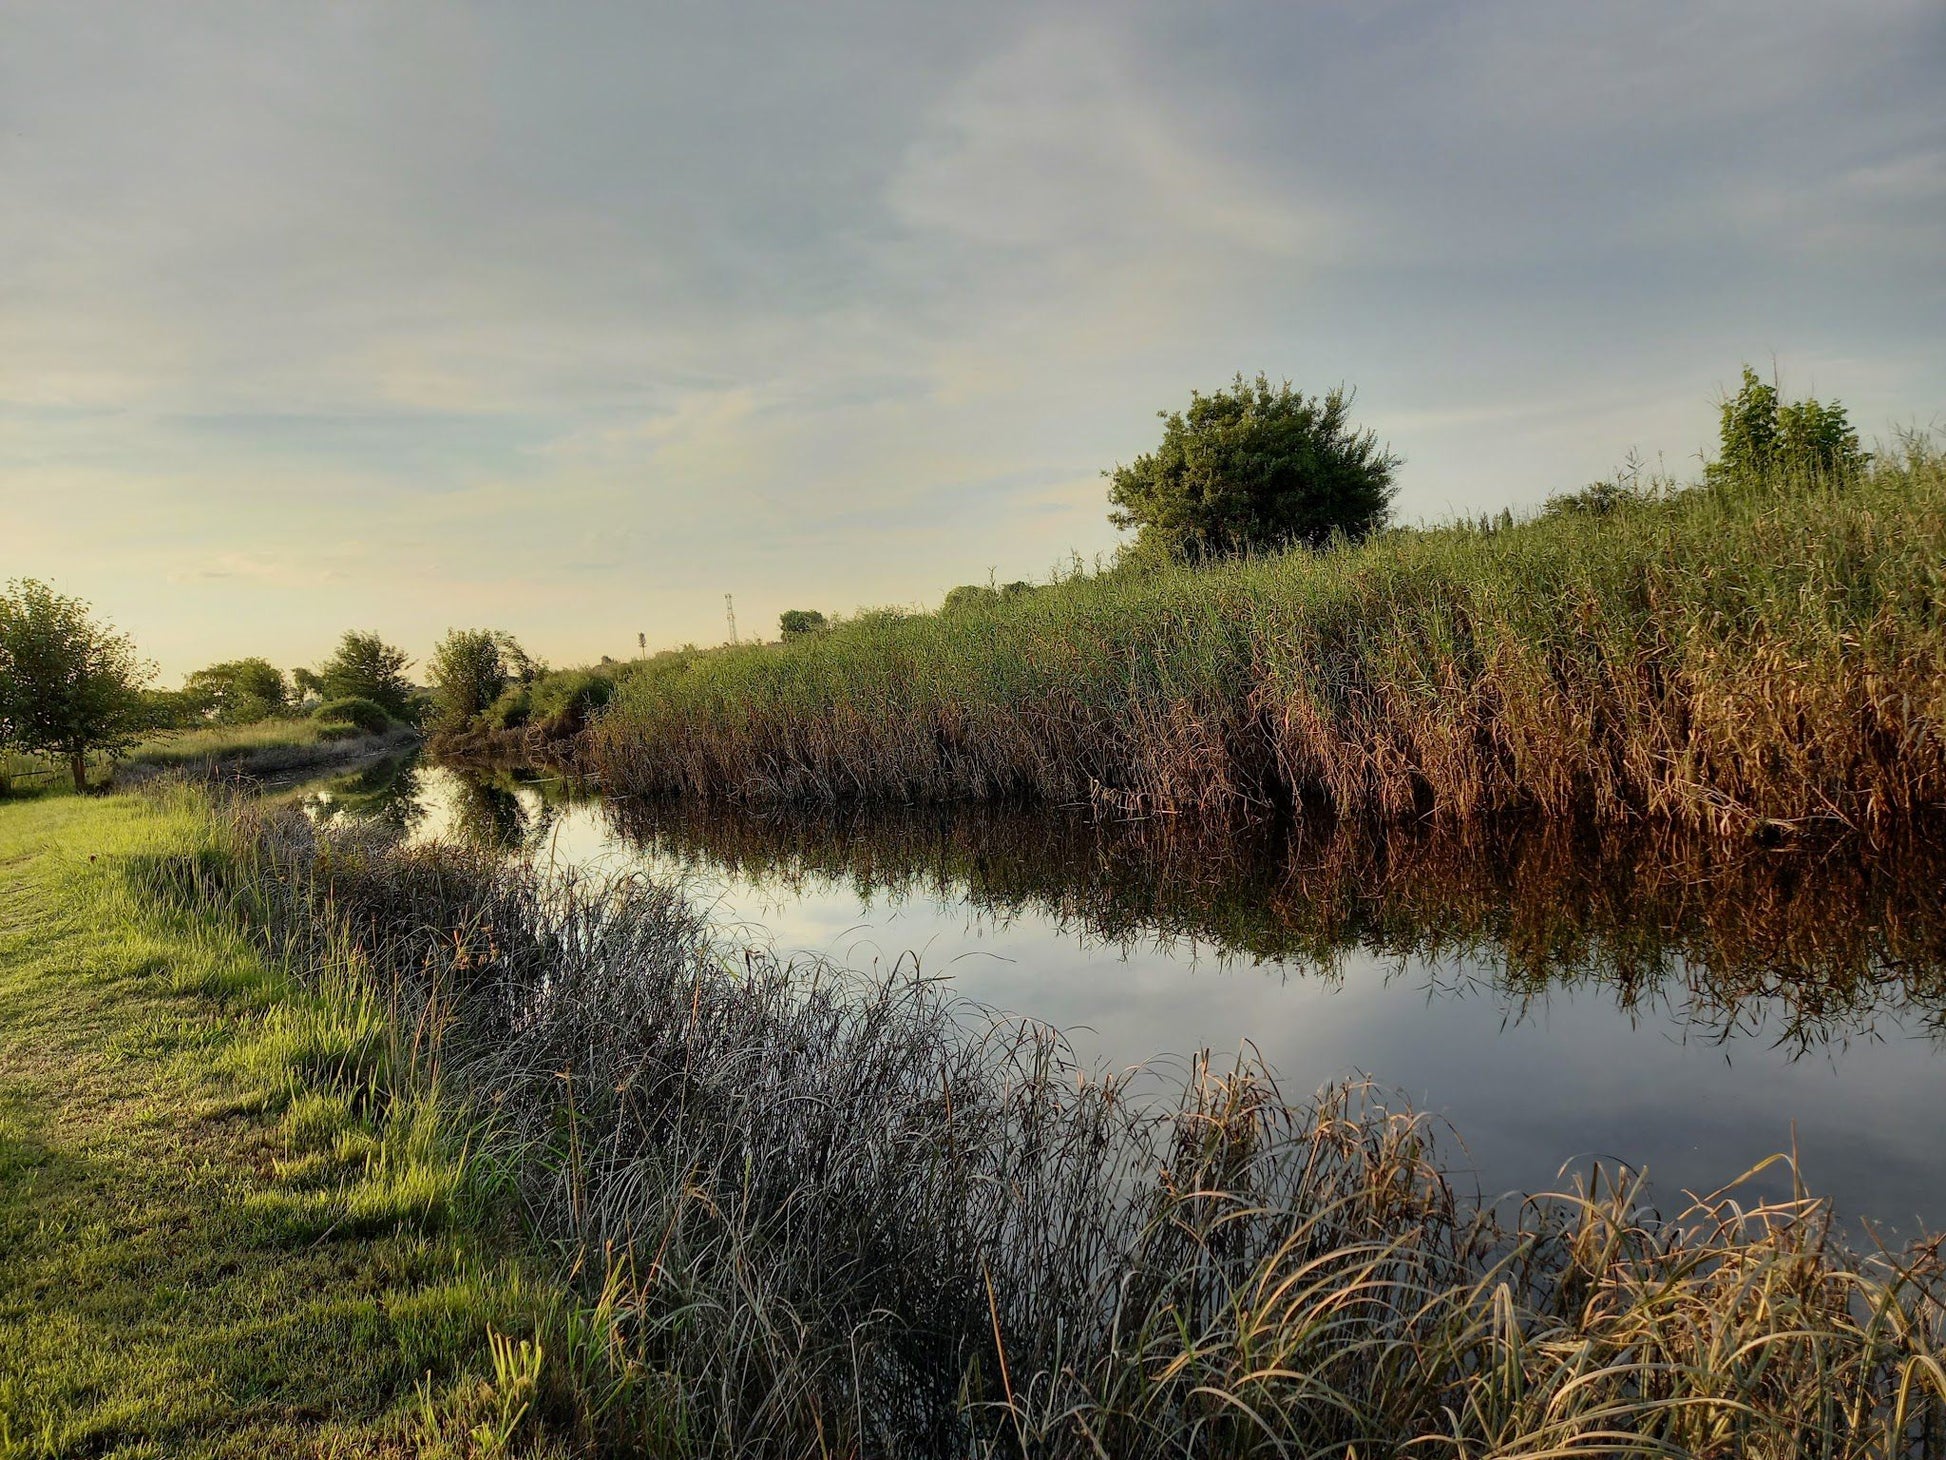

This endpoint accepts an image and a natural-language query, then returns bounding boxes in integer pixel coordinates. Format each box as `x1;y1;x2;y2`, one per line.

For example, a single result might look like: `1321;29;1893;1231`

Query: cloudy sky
3;2;1941;679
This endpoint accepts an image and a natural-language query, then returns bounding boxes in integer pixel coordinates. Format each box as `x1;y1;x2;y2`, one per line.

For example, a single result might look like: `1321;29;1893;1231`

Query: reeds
587;440;1946;839
149;794;1946;1457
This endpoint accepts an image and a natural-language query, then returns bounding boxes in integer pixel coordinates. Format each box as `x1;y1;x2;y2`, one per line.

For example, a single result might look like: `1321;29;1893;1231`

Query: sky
2;2;1941;681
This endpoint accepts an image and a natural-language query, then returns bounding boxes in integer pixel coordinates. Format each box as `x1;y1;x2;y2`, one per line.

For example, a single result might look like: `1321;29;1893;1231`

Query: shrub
526;669;613;730
428;628;535;735
311;696;392;737
482;683;532;732
313;632;415;722
941;585;999;614
478;670;615;739
1707;366;1869;486
1107;373;1399;560
778;609;827;638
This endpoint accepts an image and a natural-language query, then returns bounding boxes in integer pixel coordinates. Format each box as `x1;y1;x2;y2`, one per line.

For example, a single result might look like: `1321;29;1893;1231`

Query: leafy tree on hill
779;610;827;638
315;632;415;722
182;657;287;723
0;578;153;791
1107;374;1399;561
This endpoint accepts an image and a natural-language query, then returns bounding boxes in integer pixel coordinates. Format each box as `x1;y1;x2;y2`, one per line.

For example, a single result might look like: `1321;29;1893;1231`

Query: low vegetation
585;430;1946;838
129;790;1945;1456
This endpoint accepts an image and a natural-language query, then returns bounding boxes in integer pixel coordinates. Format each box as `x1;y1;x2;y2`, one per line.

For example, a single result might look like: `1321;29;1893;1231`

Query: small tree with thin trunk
0;579;153;791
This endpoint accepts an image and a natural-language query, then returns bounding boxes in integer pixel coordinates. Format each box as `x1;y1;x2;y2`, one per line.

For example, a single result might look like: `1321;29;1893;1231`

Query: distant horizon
5;2;1941;680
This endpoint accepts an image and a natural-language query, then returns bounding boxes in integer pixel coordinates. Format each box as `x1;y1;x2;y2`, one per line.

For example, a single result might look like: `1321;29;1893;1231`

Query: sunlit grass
0;789;573;1456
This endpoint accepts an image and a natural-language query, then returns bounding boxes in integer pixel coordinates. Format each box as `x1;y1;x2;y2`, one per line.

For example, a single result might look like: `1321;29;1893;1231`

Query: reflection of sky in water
388;767;1946;1237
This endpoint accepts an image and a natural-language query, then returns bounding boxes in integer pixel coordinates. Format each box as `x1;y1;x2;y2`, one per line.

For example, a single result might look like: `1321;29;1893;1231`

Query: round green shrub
312;696;392;737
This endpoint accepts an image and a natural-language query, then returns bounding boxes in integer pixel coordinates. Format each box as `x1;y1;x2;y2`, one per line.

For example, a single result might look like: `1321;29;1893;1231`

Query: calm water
304;755;1946;1236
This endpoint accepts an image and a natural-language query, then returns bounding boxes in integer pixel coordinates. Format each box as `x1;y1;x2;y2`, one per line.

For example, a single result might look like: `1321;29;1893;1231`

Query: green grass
586;442;1946;837
0;790;570;1457
128;717;331;764
3;721;419;797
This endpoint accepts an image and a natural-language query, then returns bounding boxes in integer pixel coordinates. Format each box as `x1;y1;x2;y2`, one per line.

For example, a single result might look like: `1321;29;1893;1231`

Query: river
303;753;1946;1238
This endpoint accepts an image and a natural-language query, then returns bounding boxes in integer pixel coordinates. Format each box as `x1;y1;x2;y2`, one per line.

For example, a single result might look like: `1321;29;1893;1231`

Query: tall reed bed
150;794;1946;1457
588;443;1946;837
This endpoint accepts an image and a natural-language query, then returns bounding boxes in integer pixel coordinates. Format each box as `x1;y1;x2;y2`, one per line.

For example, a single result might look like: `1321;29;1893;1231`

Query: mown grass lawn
0;790;556;1458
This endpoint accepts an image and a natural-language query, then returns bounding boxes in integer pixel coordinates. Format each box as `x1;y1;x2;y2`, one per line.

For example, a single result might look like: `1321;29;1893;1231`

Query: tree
1107;374;1399;561
427;629;532;733
1707;366;1868;486
291;667;326;702
182;657;287;723
778;609;827;639
315;632;415;722
0;579;154;791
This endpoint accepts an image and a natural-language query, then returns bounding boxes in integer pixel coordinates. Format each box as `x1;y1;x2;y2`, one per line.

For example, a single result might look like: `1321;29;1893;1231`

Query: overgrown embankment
587;445;1946;837
163;793;1946;1458
120;718;420;785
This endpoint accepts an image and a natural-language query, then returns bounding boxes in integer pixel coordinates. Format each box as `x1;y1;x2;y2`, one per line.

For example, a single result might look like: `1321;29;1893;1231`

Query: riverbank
118;719;421;786
7;782;1942;1454
0;789;570;1455
584;444;1946;838
148;785;1946;1456
2;721;420;799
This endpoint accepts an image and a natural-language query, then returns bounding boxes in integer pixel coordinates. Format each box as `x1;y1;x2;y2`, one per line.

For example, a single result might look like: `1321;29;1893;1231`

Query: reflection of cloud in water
369;763;1946;1236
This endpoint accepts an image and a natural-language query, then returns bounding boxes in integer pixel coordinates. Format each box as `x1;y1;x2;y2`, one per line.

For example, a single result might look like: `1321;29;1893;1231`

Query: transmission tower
724;593;737;644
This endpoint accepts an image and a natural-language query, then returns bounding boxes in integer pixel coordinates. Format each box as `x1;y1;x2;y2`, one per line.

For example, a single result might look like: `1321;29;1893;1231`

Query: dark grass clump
154;796;1946;1457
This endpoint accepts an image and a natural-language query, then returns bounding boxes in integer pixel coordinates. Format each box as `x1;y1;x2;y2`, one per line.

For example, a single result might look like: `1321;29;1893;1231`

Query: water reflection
602;797;1946;1057
306;757;1946;1232
294;751;426;834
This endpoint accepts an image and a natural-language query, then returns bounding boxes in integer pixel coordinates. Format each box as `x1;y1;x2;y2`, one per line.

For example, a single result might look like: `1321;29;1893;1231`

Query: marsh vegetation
583;437;1945;837
132;789;1946;1457
7;372;1944;1455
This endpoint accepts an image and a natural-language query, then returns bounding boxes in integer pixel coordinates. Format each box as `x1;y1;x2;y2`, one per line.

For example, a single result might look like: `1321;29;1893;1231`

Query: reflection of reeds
602;795;1946;1053
156;795;1946;1457
589;446;1946;840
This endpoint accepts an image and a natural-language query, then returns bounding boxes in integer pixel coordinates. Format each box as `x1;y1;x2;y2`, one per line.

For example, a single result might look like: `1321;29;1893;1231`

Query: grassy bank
587;443;1946;837
121;719;420;784
0;788;572;1456
2;720;418;796
165;793;1945;1457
